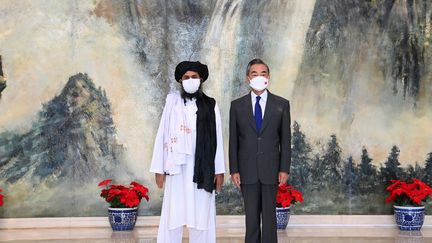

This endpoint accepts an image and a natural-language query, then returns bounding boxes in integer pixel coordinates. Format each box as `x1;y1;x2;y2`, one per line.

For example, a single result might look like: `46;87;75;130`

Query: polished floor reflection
1;226;431;242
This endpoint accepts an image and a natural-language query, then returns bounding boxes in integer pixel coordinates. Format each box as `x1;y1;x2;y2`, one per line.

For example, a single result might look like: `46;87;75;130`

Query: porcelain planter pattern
276;206;290;230
108;207;138;231
393;205;425;231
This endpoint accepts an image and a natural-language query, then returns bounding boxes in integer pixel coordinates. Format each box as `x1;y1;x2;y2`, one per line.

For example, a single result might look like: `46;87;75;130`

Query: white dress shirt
251;89;268;119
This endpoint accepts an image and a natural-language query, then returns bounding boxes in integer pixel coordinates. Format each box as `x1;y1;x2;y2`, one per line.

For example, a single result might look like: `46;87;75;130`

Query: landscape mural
0;0;431;217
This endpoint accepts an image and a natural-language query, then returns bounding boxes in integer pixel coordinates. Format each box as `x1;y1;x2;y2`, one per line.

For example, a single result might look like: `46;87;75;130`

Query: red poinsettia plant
276;184;304;208
386;178;432;206
0;189;4;207
98;179;149;208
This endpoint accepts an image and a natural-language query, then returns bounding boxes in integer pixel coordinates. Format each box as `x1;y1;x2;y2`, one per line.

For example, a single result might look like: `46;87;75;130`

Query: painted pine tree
423;153;432;186
343;156;359;195
380;145;404;185
358;147;377;194
289;121;313;190
406;162;425;180
320;135;344;190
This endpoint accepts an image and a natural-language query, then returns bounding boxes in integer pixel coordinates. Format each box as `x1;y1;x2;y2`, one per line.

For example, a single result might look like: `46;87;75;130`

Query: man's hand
155;173;166;188
214;173;224;192
278;172;289;187
231;173;241;188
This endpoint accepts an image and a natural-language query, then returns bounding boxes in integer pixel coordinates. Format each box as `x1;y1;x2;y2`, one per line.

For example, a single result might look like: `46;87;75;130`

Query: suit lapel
260;92;275;134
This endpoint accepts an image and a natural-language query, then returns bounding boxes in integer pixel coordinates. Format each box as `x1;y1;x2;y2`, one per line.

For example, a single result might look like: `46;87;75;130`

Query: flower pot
393;205;425;231
108;207;138;231
276;206;290;230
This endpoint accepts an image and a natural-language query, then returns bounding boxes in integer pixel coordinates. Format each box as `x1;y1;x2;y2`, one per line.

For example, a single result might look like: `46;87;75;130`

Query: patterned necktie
255;96;262;132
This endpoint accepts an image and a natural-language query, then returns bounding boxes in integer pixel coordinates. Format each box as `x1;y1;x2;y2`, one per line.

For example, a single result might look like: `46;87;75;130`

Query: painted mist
0;0;431;216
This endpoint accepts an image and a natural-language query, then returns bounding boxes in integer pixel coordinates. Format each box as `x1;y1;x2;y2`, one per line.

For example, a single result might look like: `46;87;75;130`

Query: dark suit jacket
229;91;291;184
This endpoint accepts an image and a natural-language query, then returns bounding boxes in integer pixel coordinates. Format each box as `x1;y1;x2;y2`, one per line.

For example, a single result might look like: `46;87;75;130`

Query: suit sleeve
229;101;239;174
279;100;291;173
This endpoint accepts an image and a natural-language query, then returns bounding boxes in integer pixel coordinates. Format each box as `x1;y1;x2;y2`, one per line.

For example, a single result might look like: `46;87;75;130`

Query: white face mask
182;78;201;94
249;76;269;91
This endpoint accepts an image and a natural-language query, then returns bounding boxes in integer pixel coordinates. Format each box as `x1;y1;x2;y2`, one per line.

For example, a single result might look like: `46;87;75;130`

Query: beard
181;84;203;101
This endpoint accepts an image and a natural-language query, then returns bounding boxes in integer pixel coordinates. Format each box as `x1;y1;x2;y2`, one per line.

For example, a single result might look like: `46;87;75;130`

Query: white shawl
150;92;194;175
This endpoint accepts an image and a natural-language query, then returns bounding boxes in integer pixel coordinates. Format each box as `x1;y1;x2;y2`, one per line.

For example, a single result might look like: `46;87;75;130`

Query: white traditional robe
150;92;225;243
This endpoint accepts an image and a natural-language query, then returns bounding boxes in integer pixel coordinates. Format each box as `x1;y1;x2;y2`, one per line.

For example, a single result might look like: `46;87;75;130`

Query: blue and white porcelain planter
276;207;290;230
108;207;138;231
393;205;425;231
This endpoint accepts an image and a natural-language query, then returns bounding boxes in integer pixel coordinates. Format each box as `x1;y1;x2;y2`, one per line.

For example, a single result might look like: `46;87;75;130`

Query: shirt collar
251;89;268;102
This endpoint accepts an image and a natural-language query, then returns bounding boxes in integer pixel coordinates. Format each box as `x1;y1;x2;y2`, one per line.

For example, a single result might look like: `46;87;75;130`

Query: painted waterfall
0;0;431;217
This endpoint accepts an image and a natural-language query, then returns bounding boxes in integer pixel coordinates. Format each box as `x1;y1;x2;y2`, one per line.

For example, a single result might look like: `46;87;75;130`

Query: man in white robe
150;61;225;243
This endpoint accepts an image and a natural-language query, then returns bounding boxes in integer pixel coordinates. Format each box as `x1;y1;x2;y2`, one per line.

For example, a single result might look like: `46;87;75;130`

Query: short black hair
246;58;270;76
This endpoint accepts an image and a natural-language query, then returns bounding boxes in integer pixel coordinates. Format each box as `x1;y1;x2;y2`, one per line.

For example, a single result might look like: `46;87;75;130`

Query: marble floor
1;226;431;242
1;216;431;242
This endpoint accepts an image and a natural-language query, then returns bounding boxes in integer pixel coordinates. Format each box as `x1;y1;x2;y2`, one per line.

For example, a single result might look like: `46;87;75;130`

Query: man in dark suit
229;58;291;243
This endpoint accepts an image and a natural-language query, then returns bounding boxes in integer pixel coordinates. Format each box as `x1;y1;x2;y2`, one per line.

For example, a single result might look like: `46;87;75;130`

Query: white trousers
156;158;216;243
156;225;216;243
156;174;216;243
156;208;216;243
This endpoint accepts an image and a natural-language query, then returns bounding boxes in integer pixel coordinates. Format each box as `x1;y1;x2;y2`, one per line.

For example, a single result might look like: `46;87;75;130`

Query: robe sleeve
214;103;226;174
149;95;170;174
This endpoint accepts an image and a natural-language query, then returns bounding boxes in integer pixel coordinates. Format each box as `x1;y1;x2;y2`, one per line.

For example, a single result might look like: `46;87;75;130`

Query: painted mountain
217;0;432;215
0;55;6;98
0;73;135;217
0;0;431;216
